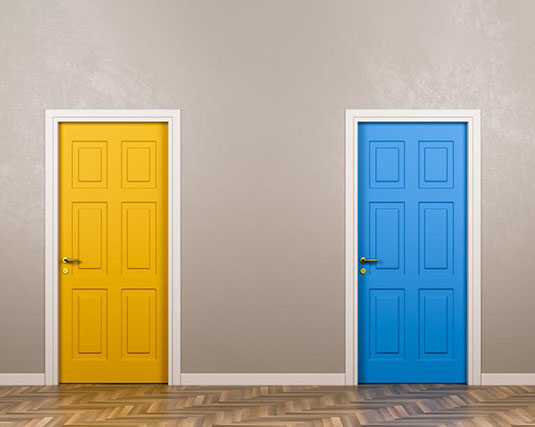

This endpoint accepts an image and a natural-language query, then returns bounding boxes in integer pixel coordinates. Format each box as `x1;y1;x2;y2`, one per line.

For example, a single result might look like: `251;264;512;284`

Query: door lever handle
360;257;379;264
62;257;80;264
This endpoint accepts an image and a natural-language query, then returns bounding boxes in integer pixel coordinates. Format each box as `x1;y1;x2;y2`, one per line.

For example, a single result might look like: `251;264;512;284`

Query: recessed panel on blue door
418;289;453;359
370;141;405;188
369;203;405;275
419;140;454;188
358;122;466;383
369;289;405;359
419;203;453;275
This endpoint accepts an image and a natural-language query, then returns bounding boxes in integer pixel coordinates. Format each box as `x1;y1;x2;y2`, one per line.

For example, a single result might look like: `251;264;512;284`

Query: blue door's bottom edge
358;379;467;384
359;375;467;383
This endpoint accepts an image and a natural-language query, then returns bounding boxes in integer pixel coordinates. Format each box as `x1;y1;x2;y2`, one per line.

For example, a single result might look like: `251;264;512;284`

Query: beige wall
1;0;534;374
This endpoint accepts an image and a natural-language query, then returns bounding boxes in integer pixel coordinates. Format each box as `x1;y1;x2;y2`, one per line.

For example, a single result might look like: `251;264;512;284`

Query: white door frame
345;109;481;386
44;109;181;385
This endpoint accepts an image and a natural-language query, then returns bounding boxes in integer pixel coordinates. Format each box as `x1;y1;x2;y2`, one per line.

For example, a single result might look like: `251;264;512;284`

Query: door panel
72;141;108;188
369;202;405;274
73;289;107;358
122;203;156;273
358;122;466;383
418;289;453;358
122;289;156;359
419;203;453;275
72;203;107;272
59;122;168;383
369;141;405;188
369;289;405;358
122;140;157;188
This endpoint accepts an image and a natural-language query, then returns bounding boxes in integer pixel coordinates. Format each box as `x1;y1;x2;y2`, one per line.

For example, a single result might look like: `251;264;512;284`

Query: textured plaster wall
1;0;534;373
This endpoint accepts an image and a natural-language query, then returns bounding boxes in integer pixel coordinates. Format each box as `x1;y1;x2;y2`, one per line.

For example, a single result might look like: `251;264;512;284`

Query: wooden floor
2;384;535;426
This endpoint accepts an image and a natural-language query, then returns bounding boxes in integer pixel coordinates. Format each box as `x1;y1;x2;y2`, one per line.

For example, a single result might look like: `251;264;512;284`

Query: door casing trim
344;109;481;385
45;109;181;385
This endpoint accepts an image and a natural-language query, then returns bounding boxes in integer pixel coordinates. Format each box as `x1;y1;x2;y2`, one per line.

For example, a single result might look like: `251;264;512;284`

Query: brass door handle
62;257;80;264
360;257;379;264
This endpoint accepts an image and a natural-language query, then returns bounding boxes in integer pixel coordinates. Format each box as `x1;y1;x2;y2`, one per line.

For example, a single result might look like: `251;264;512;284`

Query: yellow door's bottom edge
60;381;168;384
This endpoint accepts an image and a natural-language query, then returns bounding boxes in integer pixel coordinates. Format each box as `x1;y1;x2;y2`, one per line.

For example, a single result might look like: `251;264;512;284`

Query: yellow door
59;122;168;383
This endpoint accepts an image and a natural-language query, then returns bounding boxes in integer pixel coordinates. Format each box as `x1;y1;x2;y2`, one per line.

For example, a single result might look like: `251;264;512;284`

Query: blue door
358;122;466;383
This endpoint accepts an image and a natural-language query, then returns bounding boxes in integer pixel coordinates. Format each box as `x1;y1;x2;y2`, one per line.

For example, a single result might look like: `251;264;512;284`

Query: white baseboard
0;374;45;385
482;373;535;385
180;373;346;386
9;373;535;386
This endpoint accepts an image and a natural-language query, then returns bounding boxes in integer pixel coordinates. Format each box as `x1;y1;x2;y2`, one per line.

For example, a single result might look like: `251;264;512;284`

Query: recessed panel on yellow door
122;203;156;273
59;122;168;383
73;289;108;359
72;203;108;274
122;289;156;359
72;141;108;188
122;140;156;188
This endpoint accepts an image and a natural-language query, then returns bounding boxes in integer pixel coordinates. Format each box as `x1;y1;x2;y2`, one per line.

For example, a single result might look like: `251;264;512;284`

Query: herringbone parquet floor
1;384;535;426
